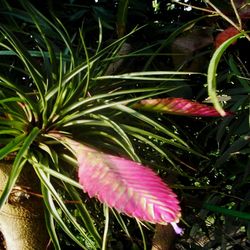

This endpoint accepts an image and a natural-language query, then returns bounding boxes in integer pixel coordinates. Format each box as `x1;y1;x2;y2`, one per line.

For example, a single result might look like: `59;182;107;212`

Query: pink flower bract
133;97;232;117
51;134;182;234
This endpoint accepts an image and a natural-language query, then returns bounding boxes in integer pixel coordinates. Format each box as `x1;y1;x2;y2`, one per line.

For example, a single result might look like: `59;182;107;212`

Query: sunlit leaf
50;133;182;234
133;98;232;117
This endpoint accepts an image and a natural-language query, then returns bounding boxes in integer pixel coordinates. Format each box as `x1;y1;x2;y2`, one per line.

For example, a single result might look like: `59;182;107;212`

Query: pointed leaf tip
50;134;182;232
133;98;232;117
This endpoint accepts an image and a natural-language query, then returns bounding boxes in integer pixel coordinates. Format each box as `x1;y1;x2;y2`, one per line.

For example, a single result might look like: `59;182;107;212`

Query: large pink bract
51;134;182;234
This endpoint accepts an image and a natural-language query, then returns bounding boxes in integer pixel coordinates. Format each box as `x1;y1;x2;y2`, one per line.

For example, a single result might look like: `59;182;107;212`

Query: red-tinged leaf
50;133;182;234
133;98;232;117
215;27;240;48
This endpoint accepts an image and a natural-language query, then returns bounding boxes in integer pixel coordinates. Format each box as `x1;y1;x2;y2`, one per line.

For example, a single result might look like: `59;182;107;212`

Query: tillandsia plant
0;1;234;249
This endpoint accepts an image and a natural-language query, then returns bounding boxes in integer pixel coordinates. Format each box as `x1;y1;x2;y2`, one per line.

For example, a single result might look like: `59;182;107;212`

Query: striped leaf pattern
133;97;232;117
52;134;182;234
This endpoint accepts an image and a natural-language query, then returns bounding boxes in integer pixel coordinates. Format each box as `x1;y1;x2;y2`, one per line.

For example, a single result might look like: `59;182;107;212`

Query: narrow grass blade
44;207;61;250
102;205;110;250
34;164;96;249
204;203;250;220
116;0;129;37
207;32;244;116
114;104;188;146
40;180;87;249
0;127;40;209
65;184;102;247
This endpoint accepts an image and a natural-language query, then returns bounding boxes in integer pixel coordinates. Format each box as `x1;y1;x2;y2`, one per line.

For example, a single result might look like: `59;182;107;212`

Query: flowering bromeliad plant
48;97;233;236
45;94;232;241
0;1;232;249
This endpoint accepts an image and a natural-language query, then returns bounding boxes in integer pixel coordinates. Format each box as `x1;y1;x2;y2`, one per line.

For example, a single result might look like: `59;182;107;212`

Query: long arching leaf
207;32;244;116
